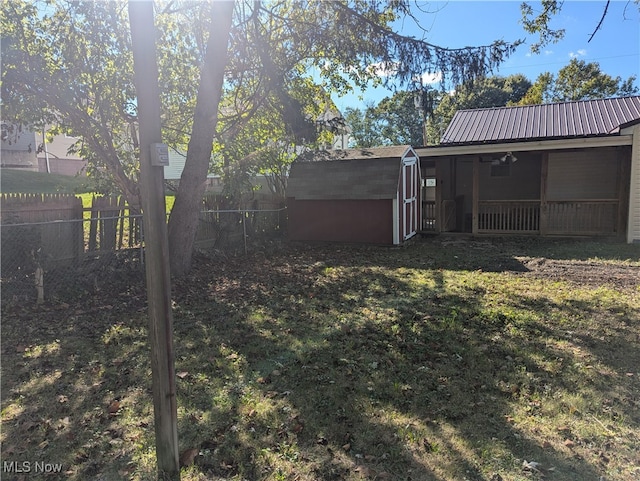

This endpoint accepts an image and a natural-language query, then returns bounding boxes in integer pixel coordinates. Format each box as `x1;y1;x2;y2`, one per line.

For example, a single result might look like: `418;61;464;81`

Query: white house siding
627;125;640;243
163;150;187;180
1;130;38;169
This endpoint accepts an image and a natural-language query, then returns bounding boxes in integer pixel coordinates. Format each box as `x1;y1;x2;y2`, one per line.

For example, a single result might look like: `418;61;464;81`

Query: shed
287;145;421;245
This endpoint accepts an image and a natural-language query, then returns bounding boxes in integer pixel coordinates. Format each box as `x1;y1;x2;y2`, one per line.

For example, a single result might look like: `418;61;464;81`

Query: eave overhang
416;134;634;158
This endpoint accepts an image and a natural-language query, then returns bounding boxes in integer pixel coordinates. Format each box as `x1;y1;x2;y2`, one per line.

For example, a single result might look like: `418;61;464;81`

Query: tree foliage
2;0;523;274
426;74;532;144
520;0;640;53
344;91;425;148
1;0;140;201
518;59;639;104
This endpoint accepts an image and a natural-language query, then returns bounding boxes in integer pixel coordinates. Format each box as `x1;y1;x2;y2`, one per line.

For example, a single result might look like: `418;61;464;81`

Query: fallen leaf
354;465;375;478
342;443;351;452
179;448;199;467
522;460;542;473
107;400;121;415
564;439;575;448
176;371;189;379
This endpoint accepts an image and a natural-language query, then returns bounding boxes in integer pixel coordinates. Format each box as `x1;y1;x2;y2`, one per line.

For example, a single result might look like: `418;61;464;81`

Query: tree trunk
167;1;235;276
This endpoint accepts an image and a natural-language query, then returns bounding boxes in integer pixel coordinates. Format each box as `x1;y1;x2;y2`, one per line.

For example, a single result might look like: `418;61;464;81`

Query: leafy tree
520;0;640;52
516;72;554;105
1;1;140;201
344;104;383;148
518;59;639;104
426;74;532;143
345;91;425;148
520;0;566;54
2;0;523;275
375;91;425;146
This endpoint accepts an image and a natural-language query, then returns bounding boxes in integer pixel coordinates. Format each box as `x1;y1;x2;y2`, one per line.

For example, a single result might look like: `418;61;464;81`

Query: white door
402;157;418;239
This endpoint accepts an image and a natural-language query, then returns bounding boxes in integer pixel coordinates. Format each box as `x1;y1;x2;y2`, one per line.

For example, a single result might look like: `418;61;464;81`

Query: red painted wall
287;199;394;244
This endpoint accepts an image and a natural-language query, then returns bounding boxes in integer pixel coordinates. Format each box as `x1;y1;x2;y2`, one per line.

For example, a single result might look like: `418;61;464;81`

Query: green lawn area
1;168;176;212
1;239;639;481
0;168;95;194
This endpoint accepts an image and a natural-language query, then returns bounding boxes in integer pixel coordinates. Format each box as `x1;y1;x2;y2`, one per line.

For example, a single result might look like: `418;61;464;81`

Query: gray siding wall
479;152;542;200
547;148;619;200
629;126;640;242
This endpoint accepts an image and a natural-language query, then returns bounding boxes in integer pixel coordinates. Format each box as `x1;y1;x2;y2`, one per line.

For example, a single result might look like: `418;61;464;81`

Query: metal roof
440;96;640;145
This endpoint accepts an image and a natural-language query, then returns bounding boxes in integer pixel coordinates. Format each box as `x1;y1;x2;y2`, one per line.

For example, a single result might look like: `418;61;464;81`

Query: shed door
403;157;418;239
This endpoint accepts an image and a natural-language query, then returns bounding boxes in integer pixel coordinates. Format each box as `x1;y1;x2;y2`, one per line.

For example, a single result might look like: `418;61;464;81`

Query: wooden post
128;2;180;479
434;159;442;233
472;156;479;234
617;152;631;238
539;153;549;236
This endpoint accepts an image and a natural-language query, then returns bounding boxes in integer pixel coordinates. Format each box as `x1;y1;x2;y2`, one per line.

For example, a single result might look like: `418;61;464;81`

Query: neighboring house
38;131;87;176
287;145;421;245
415;96;640;244
1;123;87;176
1;124;38;170
163;150;264;194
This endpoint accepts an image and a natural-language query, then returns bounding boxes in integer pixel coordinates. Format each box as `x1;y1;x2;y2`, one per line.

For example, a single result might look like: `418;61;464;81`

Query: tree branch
588;0;610;43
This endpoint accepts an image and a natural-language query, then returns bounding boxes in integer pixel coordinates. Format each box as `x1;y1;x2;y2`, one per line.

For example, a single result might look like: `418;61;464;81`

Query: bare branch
588;0;610;43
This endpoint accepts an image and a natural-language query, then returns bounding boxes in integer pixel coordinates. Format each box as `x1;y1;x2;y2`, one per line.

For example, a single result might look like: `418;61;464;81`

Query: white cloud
569;49;587;58
366;61;399;77
544;50;554;56
419;71;443;85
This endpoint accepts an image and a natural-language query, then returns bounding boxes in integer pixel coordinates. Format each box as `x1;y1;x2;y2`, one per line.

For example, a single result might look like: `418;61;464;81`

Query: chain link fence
1;201;286;306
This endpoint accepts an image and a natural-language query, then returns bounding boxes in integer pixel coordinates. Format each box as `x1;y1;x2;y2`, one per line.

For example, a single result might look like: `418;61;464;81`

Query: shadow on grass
1;239;638;480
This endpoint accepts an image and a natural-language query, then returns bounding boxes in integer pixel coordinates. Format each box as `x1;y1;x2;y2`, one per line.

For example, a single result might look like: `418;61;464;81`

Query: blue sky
332;1;640;111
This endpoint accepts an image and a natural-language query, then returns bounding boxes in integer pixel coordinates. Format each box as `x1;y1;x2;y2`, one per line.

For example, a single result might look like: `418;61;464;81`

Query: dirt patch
519;257;639;290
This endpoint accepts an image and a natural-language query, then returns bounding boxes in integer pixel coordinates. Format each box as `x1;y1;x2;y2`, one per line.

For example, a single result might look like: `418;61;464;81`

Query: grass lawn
1;169;176;214
0;169;96;194
1;238;639;481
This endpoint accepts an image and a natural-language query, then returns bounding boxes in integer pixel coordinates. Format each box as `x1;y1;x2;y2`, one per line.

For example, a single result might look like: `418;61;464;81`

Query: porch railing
477;199;619;235
422;200;436;231
546;200;618;235
478;200;540;233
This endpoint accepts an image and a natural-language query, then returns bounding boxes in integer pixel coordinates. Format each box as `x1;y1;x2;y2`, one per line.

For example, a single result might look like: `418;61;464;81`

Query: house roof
295;145;414;162
287;145;416;200
441;96;640;146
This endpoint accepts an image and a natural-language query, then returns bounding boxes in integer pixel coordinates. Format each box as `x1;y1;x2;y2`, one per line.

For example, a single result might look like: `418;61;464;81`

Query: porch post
539;153;549;236
472;156;479;234
435;159;442;233
617;154;631;238
627;124;640;243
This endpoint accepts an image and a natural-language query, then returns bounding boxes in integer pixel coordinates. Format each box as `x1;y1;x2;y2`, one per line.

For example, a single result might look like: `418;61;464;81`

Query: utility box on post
150;143;169;167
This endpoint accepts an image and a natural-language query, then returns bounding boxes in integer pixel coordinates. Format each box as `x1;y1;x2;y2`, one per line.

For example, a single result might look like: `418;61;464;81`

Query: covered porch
417;137;633;238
